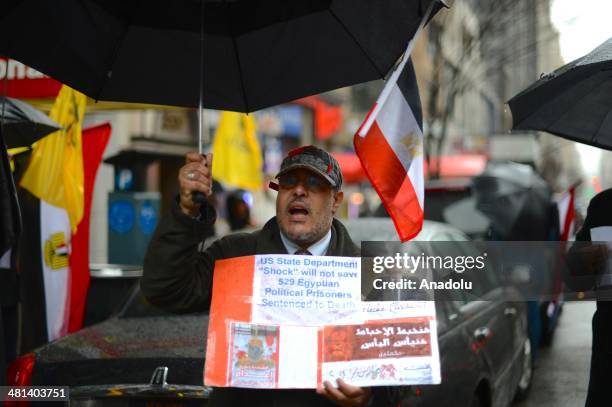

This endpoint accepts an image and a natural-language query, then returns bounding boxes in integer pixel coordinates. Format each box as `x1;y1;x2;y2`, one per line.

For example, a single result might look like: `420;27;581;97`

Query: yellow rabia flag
20;86;87;232
212;111;263;190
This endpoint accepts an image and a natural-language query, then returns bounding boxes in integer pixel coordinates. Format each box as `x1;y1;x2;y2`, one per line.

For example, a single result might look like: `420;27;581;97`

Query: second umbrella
508;37;612;150
0;96;61;149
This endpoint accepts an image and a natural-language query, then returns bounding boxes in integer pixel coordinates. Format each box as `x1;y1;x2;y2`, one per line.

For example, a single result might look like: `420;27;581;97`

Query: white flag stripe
40;201;71;341
381;84;425;209
377;83;424;172
409;153;425;209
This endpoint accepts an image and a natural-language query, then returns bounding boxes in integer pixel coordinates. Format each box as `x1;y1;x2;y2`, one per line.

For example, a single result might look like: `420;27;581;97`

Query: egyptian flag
354;53;424;241
18;124;110;347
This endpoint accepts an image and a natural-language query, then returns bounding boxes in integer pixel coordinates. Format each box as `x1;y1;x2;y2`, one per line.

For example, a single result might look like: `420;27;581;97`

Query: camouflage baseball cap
275;145;343;189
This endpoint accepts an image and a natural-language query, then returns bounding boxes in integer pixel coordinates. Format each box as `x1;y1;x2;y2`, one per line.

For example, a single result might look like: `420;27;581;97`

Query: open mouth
288;203;309;220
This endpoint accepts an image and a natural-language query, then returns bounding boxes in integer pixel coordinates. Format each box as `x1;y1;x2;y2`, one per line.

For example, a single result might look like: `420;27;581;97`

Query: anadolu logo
44;232;69;270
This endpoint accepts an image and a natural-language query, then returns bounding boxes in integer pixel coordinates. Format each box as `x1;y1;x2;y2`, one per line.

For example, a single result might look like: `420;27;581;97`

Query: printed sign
321;318;439;386
204;255;441;389
228;323;279;388
251;255;361;325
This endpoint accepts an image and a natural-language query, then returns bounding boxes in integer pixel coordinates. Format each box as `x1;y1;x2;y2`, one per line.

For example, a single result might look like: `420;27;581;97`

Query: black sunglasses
277;174;330;191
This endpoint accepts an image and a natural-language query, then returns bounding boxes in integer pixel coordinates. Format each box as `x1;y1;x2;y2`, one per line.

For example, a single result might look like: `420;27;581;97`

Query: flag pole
353;1;438;242
193;0;207;204
198;0;206;153
358;1;435;138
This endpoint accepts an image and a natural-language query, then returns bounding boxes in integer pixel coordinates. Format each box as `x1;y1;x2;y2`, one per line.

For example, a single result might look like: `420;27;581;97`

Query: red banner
0;58;61;99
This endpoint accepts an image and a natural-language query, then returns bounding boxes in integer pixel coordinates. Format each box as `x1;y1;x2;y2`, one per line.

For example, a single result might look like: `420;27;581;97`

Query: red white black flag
354;55;424;241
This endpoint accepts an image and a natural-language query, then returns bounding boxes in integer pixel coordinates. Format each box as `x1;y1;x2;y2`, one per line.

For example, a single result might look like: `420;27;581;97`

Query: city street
517;301;595;407
3;1;612;404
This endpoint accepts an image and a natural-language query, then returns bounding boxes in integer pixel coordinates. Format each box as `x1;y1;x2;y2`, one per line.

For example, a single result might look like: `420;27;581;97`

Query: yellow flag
20;86;87;232
212;111;263;190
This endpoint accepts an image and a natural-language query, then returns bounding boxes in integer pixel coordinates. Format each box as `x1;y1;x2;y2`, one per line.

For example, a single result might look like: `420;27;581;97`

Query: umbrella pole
198;0;206;153
193;0;207;204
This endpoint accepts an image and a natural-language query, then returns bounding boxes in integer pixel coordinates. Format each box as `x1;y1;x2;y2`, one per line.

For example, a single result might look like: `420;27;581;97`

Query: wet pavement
516;301;595;407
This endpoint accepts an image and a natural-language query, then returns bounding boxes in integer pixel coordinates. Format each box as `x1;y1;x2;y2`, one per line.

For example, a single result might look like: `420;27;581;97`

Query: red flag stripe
355;121;423;241
68;123;111;333
560;186;576;242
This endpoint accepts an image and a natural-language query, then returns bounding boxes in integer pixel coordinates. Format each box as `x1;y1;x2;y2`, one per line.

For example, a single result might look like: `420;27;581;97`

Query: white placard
251;255;362;325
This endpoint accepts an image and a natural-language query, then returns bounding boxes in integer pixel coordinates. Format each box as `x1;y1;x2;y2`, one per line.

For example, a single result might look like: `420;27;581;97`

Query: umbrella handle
192;191;207;204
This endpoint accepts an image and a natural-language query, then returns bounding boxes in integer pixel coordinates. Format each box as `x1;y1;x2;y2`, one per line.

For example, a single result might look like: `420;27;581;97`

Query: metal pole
193;0;207;203
198;0;206;152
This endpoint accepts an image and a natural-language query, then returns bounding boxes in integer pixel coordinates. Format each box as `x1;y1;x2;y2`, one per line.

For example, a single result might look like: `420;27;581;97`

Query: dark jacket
571;189;612;407
142;201;359;313
572;189;612;308
142;201;405;407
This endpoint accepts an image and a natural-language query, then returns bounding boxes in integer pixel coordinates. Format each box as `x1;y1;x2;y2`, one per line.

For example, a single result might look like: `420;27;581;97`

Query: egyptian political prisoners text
372;252;487;274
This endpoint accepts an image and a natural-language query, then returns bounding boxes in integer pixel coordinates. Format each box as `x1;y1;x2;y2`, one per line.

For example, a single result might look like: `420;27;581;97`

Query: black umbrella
0;97;61;149
0;127;21;255
472;162;553;240
1;0;444;203
0;0;444;113
508;37;612;150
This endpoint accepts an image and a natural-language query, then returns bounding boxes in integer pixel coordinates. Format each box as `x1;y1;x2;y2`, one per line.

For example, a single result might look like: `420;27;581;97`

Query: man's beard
283;225;325;246
279;213;332;247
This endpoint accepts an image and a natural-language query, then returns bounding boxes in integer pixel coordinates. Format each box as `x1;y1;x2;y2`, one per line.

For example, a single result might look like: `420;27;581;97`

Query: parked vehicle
406;176;563;349
344;218;532;406
7;220;531;406
7;287;211;405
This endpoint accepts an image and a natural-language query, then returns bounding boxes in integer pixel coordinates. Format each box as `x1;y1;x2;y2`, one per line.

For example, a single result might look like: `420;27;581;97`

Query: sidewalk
516;301;595;407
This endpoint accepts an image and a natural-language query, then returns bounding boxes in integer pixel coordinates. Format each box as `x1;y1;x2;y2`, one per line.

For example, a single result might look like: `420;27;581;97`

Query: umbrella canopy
508;37;612;150
472;162;552;240
0;96;61;148
0;0;444;113
0;128;21;254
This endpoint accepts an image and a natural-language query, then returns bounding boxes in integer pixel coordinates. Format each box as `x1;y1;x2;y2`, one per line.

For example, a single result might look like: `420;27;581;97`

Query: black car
8;287;212;405
345;219;533;407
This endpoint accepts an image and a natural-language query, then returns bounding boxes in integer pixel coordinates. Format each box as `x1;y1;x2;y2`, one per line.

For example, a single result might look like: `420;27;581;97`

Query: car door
406;297;478;407
416;231;503;406
459;291;515;388
437;232;518;403
456;261;517;404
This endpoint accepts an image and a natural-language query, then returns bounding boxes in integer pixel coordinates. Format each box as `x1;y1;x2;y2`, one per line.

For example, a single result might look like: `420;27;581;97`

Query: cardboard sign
204;255;441;388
